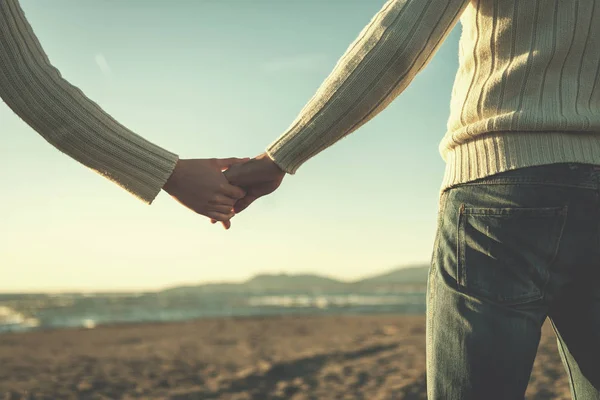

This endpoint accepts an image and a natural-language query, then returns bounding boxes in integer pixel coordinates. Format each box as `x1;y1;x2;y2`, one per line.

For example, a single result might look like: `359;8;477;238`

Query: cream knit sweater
4;0;600;202
266;0;600;190
0;0;178;204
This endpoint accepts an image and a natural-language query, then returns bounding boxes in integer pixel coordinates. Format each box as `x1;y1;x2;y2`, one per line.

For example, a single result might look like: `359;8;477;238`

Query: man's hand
163;158;248;229
223;152;286;213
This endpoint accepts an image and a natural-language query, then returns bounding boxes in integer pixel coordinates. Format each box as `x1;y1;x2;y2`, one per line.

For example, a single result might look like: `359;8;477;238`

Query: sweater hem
441;131;600;193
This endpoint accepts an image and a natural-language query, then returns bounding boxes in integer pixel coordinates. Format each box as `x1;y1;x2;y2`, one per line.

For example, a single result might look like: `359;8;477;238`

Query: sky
0;0;464;293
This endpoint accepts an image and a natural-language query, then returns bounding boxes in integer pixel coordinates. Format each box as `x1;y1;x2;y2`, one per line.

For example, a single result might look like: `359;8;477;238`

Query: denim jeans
427;163;600;400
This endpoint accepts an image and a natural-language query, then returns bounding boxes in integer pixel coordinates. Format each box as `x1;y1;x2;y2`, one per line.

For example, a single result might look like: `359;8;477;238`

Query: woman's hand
162;158;248;229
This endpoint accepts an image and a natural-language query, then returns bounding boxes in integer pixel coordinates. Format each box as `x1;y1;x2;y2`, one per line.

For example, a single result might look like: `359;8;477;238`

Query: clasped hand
163;153;285;229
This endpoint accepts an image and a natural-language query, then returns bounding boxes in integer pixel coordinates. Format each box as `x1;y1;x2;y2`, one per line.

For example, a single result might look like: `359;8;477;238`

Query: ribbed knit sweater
0;0;179;204
4;1;600;202
266;0;600;191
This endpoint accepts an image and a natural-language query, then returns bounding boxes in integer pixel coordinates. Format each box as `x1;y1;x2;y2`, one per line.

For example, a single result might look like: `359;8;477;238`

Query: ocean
0;290;426;334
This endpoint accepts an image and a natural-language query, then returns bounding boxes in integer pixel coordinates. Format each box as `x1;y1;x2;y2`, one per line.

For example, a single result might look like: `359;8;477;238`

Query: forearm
0;0;178;204
266;0;469;174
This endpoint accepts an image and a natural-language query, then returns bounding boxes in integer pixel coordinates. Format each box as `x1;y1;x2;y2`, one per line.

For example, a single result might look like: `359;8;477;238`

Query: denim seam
431;191;451;263
541;205;569;301
457;204;466;288
453;180;597;190
551;319;578;399
426;264;436;386
426;190;452;392
427;190;449;380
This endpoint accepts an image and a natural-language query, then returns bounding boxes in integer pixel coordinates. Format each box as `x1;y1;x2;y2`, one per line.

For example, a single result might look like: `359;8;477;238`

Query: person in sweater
226;0;600;398
0;0;246;229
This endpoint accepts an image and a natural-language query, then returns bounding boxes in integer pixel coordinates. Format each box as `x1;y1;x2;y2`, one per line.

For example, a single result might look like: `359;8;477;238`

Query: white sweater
267;0;600;190
0;0;178;204
3;0;600;201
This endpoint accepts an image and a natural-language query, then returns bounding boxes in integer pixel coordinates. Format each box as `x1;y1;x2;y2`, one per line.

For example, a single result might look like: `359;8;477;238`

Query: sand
0;315;570;399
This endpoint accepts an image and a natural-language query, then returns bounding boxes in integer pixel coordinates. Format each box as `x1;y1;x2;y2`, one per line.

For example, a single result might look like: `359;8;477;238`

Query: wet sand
0;315;569;399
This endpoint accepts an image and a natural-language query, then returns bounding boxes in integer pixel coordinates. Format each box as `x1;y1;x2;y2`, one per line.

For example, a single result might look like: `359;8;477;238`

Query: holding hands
209;152;286;227
162;154;285;230
162;157;248;229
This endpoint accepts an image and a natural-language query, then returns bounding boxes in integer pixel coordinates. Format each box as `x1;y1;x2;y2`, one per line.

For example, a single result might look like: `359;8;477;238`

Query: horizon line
0;262;430;295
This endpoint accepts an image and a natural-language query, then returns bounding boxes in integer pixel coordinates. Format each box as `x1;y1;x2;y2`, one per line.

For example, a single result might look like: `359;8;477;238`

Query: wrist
258;152;285;174
162;159;181;194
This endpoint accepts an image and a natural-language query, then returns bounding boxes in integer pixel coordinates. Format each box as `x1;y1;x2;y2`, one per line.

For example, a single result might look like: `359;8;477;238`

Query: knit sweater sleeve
0;0;179;204
266;0;469;174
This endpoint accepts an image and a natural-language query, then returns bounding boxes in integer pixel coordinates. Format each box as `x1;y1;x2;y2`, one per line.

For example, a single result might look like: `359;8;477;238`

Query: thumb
216;157;250;171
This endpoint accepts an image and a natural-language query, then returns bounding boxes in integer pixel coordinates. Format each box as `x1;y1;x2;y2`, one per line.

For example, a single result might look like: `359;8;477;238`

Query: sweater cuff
127;150;179;205
265;140;304;175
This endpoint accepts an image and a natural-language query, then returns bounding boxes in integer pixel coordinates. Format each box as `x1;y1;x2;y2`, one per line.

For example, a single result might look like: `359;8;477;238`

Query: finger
209;195;236;207
210;204;235;214
216;157;251;171
221;183;246;200
234;195;258;213
207;210;235;221
210;218;231;229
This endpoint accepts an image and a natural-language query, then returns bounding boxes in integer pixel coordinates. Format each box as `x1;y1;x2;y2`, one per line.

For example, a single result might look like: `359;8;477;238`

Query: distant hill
160;265;429;295
355;265;429;285
245;274;344;290
160;283;240;296
0;266;431;299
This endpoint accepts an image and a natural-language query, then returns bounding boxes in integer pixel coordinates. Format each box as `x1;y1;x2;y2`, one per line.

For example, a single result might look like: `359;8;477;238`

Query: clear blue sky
0;0;463;292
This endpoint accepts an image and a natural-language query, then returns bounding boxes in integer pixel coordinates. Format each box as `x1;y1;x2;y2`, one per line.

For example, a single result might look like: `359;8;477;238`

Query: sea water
0;291;426;334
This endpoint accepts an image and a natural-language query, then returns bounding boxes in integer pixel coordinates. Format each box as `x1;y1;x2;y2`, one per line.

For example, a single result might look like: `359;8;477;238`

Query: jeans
427;163;600;400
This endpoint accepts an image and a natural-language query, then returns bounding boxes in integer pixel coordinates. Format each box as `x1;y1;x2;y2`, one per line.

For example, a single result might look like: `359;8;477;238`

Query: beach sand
0;315;569;399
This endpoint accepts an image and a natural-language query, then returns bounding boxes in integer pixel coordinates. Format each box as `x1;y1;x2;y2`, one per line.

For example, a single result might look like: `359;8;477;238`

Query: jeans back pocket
457;205;568;305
